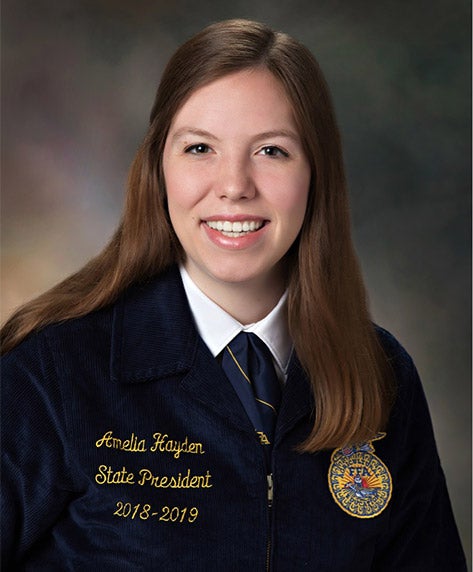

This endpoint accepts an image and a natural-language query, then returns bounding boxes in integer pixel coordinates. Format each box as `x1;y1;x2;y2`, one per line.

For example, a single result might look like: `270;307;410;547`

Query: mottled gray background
2;0;471;564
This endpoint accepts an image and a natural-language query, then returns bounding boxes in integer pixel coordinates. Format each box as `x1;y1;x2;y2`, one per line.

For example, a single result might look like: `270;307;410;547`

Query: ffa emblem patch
328;433;392;519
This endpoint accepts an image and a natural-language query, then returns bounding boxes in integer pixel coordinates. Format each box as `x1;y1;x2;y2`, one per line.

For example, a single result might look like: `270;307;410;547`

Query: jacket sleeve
1;332;79;566
373;339;467;571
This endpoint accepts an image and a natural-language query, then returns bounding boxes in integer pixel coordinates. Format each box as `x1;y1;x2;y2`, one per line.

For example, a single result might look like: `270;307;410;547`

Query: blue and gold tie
221;332;281;450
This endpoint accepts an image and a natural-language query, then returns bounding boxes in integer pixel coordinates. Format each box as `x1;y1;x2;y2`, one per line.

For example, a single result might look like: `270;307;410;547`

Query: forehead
168;68;298;135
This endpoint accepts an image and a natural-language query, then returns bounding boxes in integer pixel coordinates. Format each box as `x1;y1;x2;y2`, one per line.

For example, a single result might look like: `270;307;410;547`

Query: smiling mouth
204;220;266;238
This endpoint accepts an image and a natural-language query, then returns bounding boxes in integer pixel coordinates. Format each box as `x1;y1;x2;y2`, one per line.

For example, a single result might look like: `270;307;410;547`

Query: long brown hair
1;19;393;451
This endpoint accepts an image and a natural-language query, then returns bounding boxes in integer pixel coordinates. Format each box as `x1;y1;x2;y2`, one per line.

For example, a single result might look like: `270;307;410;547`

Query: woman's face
163;67;311;298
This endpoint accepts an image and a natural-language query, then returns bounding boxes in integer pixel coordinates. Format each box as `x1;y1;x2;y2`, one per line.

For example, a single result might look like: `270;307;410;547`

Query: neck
185;268;286;325
212;281;285;325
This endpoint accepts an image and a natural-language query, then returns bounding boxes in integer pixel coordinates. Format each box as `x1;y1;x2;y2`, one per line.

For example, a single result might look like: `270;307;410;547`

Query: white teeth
206;220;264;236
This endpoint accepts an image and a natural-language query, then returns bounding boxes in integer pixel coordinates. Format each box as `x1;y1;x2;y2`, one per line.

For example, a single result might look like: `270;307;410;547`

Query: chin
210;268;261;286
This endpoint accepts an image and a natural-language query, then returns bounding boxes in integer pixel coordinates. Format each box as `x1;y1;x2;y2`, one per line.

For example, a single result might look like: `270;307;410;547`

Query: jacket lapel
180;347;256;434
276;354;314;441
110;265;314;439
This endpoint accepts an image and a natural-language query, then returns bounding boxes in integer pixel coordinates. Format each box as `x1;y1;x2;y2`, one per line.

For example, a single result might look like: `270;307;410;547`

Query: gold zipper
266;473;274;571
267;473;274;507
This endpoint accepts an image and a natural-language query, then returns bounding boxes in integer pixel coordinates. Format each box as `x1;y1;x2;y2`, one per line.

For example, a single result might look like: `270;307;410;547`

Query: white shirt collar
179;265;292;375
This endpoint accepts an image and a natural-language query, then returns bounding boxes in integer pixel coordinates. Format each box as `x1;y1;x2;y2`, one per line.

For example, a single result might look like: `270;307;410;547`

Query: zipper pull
267;473;274;508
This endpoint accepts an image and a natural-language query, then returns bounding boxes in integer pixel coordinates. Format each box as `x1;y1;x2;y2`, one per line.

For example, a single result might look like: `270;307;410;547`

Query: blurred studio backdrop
2;0;471;563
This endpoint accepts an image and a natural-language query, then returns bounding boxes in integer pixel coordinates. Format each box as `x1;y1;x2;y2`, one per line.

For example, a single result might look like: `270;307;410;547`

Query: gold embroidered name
150;433;205;459
138;468;213;489
96;431;147;453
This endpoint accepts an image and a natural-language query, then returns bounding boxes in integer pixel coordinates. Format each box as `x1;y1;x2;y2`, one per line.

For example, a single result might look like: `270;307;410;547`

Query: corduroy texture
1;267;466;570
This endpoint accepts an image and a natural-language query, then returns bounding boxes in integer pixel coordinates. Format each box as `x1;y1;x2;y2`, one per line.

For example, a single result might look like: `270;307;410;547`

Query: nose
215;155;256;201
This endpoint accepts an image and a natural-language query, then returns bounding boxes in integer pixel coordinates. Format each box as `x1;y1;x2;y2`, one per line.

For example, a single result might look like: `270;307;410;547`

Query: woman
1;19;466;570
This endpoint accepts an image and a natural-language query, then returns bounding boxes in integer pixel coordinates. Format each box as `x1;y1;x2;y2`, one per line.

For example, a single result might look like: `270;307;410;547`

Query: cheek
164;169;197;213
163;174;187;235
166;164;212;213
278;175;310;223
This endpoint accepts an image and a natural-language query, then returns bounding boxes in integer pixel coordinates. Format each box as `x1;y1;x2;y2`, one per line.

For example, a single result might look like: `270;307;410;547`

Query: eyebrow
170;127;219;143
169;127;301;144
253;130;300;142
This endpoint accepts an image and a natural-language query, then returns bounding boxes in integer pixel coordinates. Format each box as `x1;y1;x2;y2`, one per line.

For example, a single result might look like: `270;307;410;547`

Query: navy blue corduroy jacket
1;266;466;570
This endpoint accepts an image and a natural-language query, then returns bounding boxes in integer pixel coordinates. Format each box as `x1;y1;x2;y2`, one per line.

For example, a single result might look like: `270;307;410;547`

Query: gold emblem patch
328;433;392;519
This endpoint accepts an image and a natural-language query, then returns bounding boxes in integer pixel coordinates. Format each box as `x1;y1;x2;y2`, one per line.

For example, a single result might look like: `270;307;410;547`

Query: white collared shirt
179;266;292;380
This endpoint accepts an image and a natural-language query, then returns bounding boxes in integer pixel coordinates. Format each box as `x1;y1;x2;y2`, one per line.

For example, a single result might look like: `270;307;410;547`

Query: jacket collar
110;266;313;434
110;266;198;384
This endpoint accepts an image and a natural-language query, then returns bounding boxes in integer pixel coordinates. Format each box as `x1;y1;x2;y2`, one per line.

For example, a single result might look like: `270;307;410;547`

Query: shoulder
374;324;419;388
375;324;413;365
1;266;194;388
373;324;427;423
2;267;182;364
2;304;113;375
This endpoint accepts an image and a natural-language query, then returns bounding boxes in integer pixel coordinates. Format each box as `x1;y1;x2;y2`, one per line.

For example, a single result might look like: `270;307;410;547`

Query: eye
258;146;289;158
185;143;211;154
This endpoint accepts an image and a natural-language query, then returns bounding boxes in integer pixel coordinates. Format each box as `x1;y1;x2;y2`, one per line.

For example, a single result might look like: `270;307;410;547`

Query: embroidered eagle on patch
328;433;392;519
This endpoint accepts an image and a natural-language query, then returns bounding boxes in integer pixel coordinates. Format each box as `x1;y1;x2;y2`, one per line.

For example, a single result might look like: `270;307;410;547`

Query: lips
204;219;265;237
